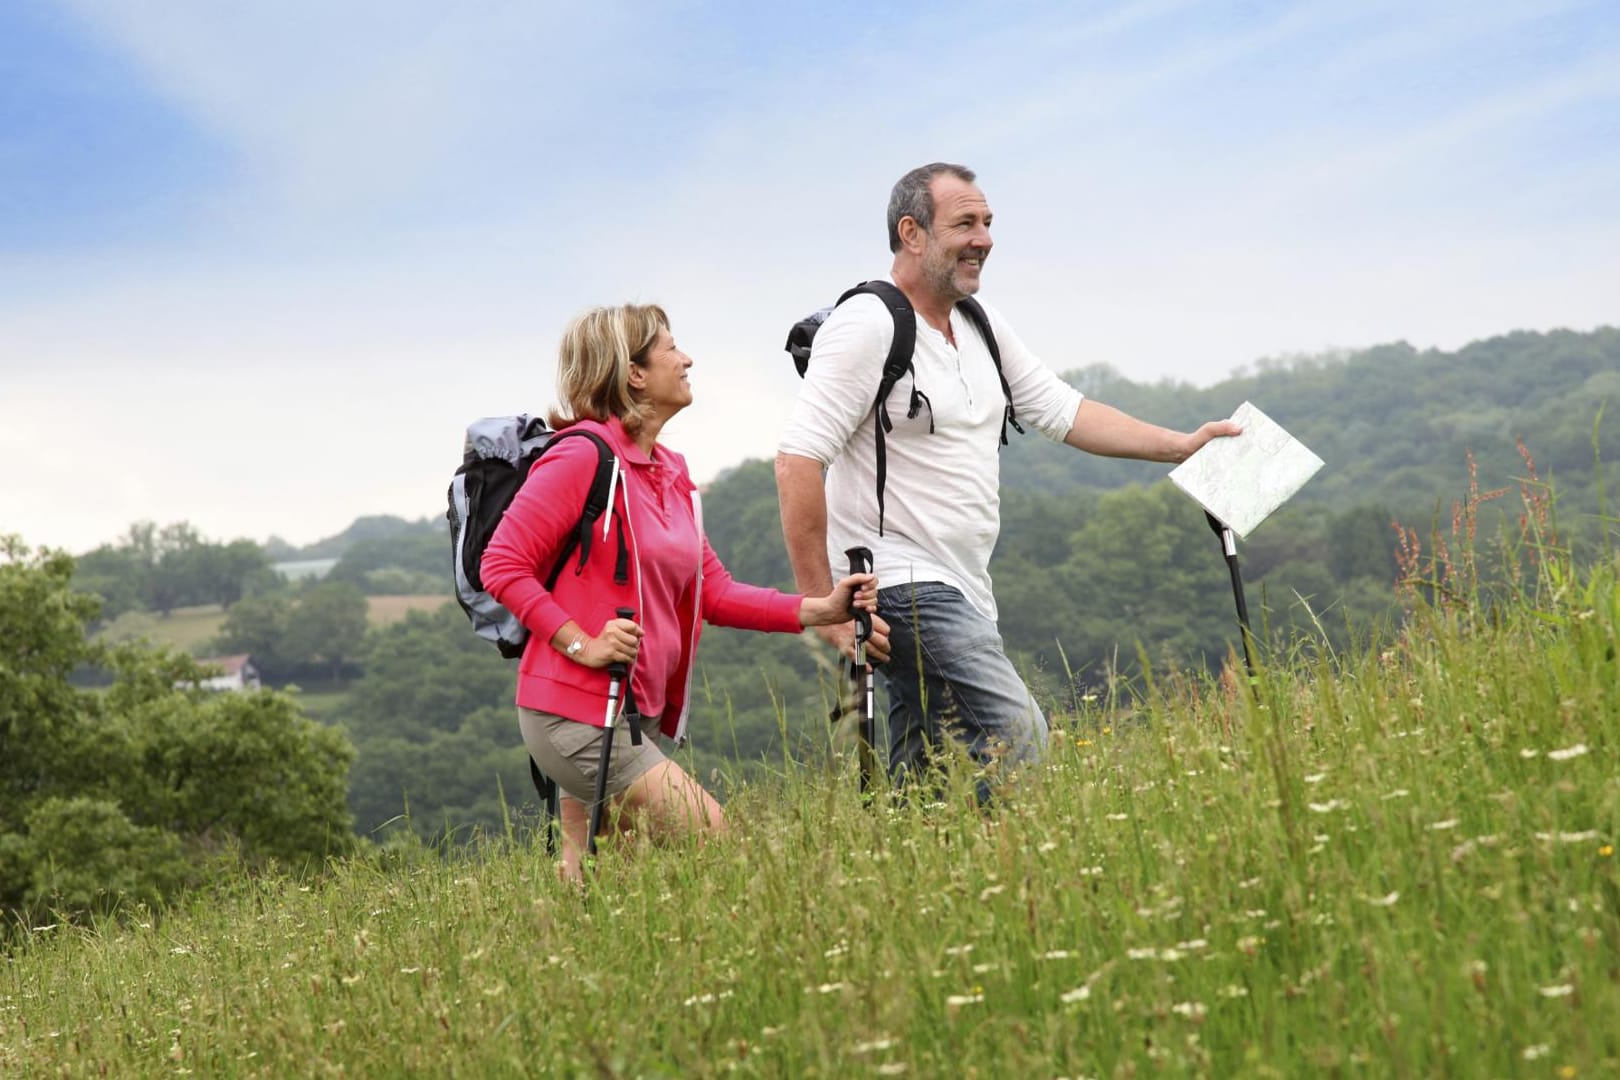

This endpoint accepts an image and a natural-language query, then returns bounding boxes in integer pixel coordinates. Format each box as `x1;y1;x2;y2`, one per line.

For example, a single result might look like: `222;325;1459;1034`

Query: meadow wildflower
1547;744;1588;761
1537;984;1575;998
853;1038;896;1054
1060;985;1092;1003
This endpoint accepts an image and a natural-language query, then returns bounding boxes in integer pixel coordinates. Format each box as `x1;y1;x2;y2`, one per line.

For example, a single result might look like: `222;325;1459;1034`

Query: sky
3;0;1618;556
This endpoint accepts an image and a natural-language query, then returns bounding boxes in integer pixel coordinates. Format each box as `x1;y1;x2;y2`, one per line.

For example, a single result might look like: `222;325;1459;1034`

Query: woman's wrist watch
566;635;585;660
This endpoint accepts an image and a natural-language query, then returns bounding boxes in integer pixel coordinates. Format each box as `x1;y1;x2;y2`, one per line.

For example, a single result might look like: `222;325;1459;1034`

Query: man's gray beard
924;254;976;301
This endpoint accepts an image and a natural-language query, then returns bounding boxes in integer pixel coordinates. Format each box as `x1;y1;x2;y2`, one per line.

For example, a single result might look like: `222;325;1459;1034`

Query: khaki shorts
519;706;665;804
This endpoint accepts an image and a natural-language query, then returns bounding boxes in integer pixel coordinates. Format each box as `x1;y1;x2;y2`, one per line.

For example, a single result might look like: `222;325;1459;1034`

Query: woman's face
630;325;694;418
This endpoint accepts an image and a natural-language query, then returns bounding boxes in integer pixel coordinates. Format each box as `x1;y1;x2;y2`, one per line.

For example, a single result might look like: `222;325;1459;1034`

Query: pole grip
608;607;635;679
844;546;873;643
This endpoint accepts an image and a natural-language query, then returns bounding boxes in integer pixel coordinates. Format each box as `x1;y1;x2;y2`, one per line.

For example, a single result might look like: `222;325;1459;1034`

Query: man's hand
1175;419;1244;462
814;614;891;666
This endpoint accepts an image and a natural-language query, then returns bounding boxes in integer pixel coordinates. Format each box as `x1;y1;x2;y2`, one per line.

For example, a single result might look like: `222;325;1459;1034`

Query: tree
284;581;370;681
214;592;295;678
0;536;355;927
342;605;514;744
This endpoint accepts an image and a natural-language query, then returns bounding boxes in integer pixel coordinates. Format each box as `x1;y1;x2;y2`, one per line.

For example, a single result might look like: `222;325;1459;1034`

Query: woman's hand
568;616;642;669
799;572;877;628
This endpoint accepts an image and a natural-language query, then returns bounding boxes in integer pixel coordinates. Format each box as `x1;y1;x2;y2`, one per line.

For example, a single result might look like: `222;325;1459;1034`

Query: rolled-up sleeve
777;294;890;464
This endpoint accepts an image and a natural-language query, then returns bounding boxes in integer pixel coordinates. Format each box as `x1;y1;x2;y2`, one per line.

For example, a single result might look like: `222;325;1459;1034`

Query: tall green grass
6;492;1616;1077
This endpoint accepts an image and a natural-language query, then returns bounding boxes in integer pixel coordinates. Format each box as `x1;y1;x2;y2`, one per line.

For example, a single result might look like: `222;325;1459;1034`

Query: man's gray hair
887;162;977;253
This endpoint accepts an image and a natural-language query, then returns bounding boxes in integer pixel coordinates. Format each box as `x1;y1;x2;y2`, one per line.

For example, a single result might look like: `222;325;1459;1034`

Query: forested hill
705;324;1619;596
999;325;1620;516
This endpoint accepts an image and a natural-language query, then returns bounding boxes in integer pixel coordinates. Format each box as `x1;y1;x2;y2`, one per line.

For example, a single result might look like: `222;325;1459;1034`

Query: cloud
5;1;1619;553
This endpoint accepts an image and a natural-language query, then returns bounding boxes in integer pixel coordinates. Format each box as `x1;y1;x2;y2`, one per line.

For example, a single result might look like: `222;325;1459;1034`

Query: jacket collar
572;415;657;468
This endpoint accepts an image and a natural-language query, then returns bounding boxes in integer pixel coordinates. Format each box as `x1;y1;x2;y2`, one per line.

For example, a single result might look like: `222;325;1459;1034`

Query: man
775;162;1240;796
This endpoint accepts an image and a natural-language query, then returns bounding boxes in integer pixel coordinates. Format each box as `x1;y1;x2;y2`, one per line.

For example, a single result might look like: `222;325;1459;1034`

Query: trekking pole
845;547;876;796
1204;512;1256;682
587;607;637;859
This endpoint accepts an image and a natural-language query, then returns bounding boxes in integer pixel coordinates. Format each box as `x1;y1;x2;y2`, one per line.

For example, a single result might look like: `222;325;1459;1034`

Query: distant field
366;594;453;625
95;604;230;653
97;595;453;654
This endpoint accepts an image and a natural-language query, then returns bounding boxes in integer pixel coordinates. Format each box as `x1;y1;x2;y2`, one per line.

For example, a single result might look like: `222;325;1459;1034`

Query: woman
482;303;877;881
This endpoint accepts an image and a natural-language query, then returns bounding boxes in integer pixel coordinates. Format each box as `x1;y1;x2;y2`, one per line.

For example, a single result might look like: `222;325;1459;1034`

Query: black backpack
786;280;1022;534
446;415;627;660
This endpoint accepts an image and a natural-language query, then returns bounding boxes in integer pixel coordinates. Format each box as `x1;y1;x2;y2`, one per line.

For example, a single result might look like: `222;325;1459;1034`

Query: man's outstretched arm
1063;398;1241;463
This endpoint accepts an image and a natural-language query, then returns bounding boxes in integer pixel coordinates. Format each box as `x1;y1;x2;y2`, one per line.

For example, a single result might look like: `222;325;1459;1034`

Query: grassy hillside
7;506;1616;1076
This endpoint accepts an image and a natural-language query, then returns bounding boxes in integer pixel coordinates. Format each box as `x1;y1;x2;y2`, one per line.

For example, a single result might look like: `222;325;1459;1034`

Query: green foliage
327;528;448;595
0;537;355;929
70;521;272;620
211;591;294;674
210;582;370;682
342;606;515;744
701;459;794;589
283;581;369;680
9;798;186;917
334;606;521;839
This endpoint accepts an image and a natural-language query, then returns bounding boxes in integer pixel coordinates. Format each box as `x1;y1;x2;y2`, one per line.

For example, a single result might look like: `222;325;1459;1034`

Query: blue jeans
877;582;1047;799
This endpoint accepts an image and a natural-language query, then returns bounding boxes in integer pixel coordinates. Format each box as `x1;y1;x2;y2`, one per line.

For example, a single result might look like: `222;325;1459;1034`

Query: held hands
802;572;890;665
574;616;642;670
813;617;891;666
800;572;878;627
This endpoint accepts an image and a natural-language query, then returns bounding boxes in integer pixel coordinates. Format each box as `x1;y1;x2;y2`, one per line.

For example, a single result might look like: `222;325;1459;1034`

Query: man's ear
897;215;926;253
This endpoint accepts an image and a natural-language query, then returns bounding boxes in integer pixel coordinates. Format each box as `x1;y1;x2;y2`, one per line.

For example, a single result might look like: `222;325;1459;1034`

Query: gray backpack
446;415;624;658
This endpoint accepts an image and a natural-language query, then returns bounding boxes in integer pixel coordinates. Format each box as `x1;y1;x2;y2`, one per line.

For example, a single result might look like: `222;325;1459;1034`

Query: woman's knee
624;761;726;836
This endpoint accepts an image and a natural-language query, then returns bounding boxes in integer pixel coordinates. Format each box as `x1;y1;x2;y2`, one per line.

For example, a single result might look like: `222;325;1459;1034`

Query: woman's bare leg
619;759;727;842
556;795;589;883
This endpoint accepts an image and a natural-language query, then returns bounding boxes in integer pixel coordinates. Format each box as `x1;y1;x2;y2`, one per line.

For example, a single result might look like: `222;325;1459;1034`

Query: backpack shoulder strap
956;296;1024;445
839;280;916;409
836;281;917;537
540;429;628;590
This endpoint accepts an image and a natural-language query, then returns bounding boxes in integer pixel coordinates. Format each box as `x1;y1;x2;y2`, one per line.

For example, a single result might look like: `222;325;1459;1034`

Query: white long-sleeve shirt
778;288;1083;621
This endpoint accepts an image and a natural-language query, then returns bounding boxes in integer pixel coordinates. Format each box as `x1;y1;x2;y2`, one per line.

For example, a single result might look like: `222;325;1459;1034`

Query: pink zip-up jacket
481;416;804;742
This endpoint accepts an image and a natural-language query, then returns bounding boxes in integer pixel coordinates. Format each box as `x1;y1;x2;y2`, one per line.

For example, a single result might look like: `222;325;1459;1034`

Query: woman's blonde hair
549;303;669;434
